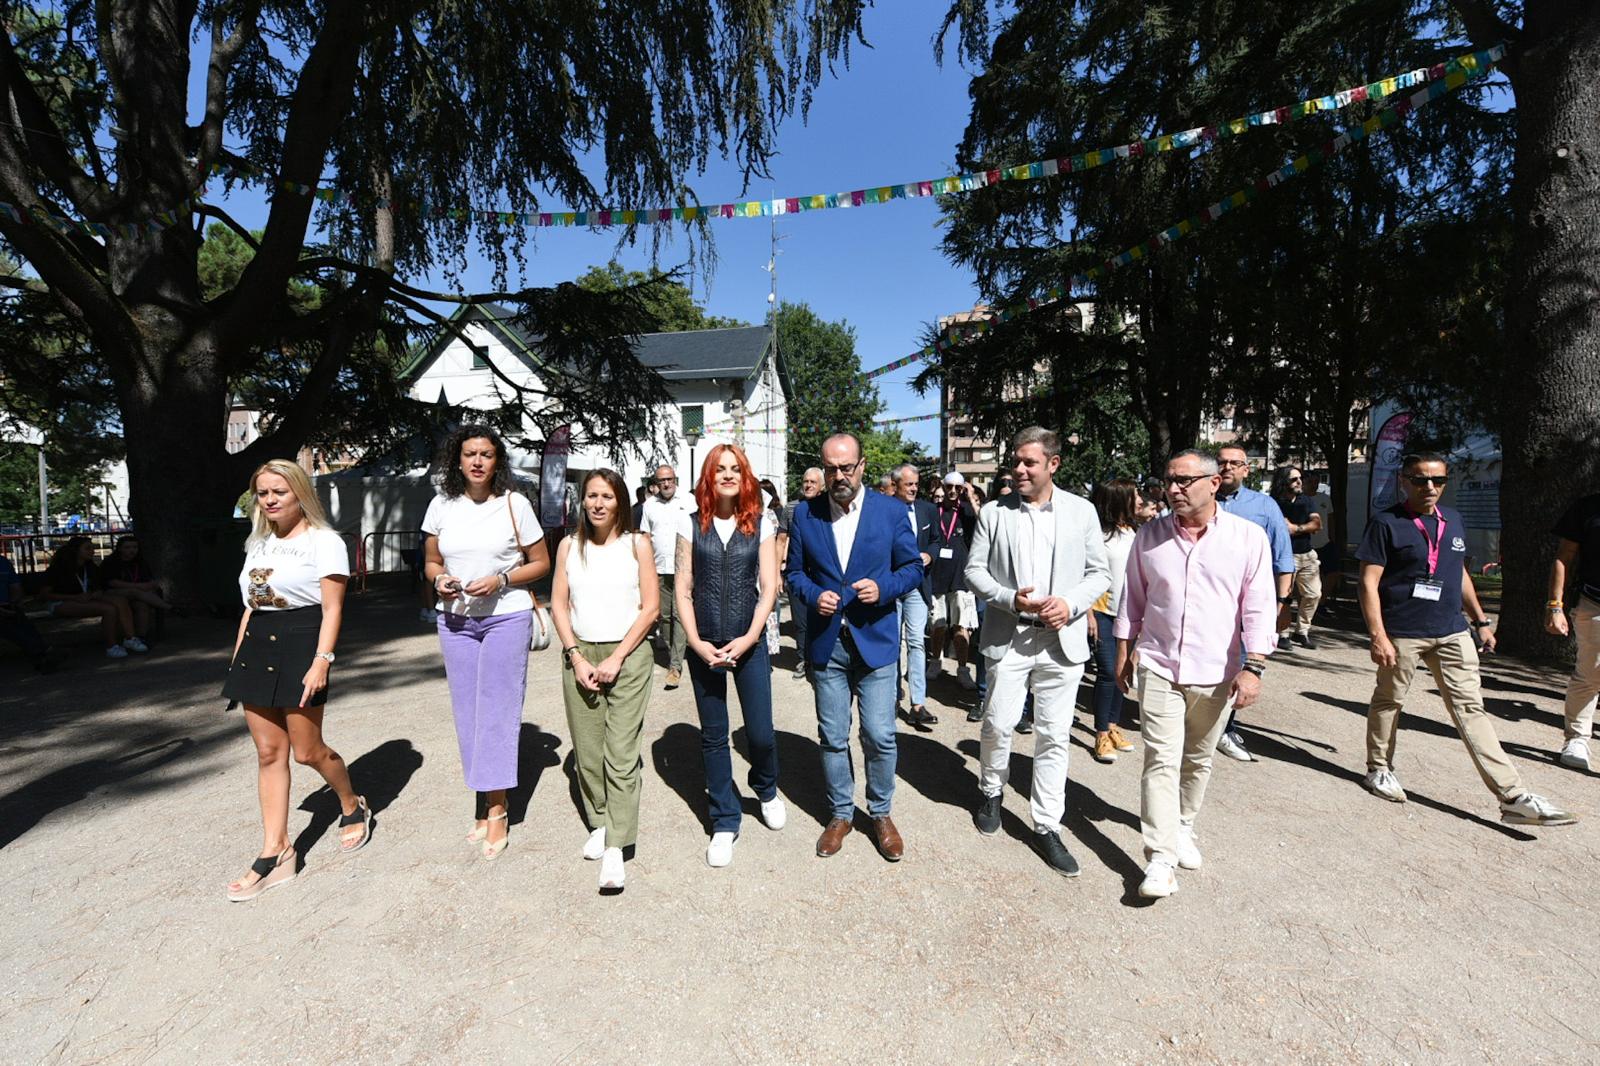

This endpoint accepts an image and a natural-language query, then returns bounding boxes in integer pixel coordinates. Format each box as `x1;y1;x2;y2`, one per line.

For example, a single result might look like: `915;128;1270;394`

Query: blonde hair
245;459;333;549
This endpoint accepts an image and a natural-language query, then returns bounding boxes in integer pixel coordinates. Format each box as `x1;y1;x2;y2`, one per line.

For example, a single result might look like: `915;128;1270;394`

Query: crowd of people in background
3;422;1591;907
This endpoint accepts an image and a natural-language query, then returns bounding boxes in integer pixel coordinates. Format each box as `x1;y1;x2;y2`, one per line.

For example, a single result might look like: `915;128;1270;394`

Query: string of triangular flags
712;411;944;436
854;52;1496;384
0;47;1500;242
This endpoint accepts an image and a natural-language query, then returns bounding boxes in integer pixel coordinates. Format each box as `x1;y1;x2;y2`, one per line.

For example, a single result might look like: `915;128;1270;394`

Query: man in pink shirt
1115;449;1277;899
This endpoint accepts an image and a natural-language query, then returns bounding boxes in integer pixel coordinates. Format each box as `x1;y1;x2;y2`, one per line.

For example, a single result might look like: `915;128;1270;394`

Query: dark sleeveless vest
691;518;761;645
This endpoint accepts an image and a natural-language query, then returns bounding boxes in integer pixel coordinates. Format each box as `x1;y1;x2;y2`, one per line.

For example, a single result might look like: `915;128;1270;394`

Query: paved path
2;584;1597;1064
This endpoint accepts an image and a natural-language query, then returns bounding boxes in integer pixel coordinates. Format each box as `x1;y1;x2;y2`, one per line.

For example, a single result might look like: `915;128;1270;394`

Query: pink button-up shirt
1114;508;1277;686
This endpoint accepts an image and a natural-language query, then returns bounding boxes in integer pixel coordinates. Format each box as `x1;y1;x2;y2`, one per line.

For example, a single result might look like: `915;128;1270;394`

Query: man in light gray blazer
965;426;1111;876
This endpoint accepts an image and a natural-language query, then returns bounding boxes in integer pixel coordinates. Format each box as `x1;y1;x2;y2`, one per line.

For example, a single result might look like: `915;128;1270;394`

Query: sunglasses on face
1405;475;1448;488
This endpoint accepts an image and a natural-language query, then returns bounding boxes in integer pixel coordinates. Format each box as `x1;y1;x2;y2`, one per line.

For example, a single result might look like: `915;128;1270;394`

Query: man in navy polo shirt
1357;452;1574;826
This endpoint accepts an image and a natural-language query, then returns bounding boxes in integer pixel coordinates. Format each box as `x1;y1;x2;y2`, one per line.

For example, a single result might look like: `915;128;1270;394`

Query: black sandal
338;795;372;853
227;846;296;902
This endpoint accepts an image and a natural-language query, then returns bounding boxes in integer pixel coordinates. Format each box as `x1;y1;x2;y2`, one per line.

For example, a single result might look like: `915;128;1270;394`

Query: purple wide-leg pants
438;609;531;791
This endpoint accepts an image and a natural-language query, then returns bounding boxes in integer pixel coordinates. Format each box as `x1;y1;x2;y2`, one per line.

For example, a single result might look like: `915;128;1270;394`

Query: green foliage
861;427;929;487
0;444;112;526
575;262;748;333
778;301;879;487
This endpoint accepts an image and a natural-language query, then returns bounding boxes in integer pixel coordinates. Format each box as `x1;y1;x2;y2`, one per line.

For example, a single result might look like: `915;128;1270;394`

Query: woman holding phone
550;468;659;892
221;460;369;902
422;424;550;860
676;444;784;868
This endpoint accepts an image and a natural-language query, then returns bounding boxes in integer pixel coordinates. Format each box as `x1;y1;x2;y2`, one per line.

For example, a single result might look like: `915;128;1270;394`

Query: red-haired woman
674;444;784;868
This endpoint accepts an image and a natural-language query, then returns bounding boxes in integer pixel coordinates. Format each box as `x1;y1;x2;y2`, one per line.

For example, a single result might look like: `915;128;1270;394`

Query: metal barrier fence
357;529;425;592
0;529;135;574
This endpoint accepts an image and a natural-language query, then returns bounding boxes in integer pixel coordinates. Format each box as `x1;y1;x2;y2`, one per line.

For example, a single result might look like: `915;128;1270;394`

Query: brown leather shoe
815;817;853;857
872;815;904;861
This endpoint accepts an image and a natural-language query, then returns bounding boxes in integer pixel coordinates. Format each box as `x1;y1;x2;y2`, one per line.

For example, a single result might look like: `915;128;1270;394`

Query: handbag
506;495;553;651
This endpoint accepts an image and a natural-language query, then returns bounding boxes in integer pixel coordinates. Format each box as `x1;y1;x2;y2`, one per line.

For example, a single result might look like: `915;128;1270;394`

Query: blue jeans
900;589;928;707
688;641;778;833
812;629;898;820
1091;611;1130;732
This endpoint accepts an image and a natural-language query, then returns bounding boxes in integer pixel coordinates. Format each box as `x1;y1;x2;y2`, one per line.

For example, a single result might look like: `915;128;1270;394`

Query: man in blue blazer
787;433;925;861
891;463;940;730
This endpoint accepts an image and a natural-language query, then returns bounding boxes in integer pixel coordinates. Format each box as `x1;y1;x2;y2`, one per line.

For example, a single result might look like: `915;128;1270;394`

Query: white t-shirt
239;527;350;611
421;491;544;617
676;511;777;547
640;493;696;574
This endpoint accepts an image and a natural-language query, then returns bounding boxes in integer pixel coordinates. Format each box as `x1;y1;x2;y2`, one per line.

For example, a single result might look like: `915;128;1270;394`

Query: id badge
1412;579;1443;602
938;547;955;559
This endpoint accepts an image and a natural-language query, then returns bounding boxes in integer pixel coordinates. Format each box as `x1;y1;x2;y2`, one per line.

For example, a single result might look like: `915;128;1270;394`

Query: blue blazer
786;490;925;670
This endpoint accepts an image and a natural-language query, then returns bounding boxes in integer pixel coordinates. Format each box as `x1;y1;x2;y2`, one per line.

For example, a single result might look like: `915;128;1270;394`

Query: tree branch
1446;1;1521;57
214;1;369;349
0;32;116;215
193;202;261;250
191;1;260;183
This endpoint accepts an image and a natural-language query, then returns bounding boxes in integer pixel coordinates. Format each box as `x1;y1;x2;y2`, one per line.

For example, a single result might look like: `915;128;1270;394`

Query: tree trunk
114;325;249;612
1498;7;1600;658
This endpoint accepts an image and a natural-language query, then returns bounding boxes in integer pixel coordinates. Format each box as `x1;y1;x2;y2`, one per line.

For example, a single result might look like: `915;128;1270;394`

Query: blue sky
197;4;980;457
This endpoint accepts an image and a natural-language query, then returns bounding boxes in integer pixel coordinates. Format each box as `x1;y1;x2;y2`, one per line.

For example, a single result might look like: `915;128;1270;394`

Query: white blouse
564;533;646;643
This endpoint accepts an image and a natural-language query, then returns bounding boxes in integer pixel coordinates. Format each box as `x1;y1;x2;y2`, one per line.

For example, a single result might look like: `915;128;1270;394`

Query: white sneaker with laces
582;827;606;860
1175;827;1203;870
1215;731;1252;762
122;636;149;653
1139;859;1178;899
759;797;787;830
706;832;736;867
957;665;977;691
1500;792;1578;827
105;644;129;659
599;847;626;890
1362;769;1408;803
1558;738;1590;771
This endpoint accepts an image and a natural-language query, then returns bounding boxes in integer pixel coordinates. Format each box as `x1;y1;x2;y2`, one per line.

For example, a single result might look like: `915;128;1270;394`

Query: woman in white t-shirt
422;425;550;861
550;467;659;892
676;445;783;869
221;460;369;902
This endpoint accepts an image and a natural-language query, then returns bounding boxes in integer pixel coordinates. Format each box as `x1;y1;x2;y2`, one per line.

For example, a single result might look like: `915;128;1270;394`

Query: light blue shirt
1218;484;1295;576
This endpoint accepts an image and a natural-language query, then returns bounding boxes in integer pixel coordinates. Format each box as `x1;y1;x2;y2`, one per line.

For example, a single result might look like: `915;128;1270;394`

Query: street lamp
685;430;701;484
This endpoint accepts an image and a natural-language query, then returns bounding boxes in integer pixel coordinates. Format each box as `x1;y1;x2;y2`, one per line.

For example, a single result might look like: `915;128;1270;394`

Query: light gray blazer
964;488;1112;665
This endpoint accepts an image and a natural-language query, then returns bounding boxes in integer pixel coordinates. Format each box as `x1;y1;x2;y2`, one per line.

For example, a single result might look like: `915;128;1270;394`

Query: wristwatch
1469;619;1492;629
315;652;336;664
1277;595;1294;605
1242;660;1266;677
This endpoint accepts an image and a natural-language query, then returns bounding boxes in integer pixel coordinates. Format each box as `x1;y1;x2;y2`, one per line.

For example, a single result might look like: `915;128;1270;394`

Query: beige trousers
1563;597;1600;740
1136;666;1234;866
1290;551;1322;636
1366;631;1523;801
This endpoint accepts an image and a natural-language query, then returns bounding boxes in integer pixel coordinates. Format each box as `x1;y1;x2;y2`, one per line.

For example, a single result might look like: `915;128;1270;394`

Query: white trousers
978;626;1085;833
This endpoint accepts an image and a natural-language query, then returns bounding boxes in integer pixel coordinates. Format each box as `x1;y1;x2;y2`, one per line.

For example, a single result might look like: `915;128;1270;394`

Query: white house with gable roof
403;303;791;508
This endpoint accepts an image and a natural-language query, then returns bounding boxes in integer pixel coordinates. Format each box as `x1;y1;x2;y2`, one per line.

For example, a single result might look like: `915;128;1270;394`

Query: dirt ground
3;582;1598;1065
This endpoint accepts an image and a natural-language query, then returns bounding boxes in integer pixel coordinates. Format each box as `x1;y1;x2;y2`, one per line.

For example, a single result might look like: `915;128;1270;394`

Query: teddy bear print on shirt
247;568;290;609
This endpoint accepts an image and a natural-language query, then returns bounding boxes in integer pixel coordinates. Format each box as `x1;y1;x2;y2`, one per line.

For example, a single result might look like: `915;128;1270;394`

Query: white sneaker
122;637;149;654
105;644;129;659
956;664;977;691
1500;792;1578;827
582;827;606;860
598;847;626;890
1175;826;1203;870
1558;738;1591;771
1215;731;1253;762
1138;859;1178;899
706;832;736;867
759;797;787;831
1362;769;1408;803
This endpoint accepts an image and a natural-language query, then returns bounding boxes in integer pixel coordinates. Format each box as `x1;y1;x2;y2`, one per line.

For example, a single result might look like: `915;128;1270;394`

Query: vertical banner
539;425;572;528
1370;412;1412;512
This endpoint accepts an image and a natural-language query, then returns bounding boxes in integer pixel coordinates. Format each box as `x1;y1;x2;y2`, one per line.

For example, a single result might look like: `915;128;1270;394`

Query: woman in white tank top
550;468;660;893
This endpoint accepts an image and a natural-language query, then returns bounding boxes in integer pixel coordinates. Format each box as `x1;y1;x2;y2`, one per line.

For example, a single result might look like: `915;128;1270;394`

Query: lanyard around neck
1406;508;1445;576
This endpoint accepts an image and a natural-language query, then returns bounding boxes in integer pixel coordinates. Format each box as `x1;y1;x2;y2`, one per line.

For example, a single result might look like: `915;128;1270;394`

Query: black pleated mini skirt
220;606;328;708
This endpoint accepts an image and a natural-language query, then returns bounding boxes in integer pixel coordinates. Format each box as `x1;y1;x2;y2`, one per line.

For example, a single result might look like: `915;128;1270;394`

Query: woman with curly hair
422;424;550;860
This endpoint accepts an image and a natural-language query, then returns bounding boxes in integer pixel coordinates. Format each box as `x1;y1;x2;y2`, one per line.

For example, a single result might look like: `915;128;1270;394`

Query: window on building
471;348;488;370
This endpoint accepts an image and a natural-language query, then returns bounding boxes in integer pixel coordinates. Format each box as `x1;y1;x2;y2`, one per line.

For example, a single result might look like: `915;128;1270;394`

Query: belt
1015;616;1051;629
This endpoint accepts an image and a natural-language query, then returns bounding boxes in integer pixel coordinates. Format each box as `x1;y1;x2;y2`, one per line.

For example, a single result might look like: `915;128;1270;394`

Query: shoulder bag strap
506;494;545;613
